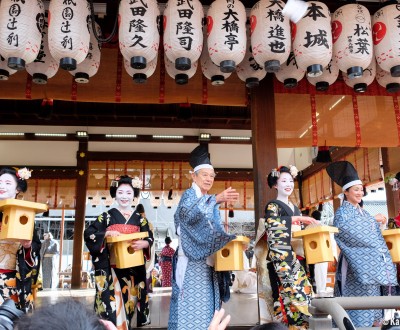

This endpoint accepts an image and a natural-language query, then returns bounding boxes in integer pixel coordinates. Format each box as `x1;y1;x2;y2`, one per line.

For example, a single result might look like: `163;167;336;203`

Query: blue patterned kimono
334;201;398;327
168;184;236;330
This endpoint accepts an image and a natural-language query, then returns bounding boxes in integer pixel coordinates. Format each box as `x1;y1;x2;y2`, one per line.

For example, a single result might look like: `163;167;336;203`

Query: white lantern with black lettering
70;20;101;83
275;52;305;88
165;55;197;85
164;0;203;71
344;59;376;93
0;55;16;80
293;1;332;77
207;0;246;73
236;27;266;88
376;65;400;93
26;15;59;85
332;4;373;79
124;56;157;84
250;0;291;73
0;0;45;70
307;59;339;91
372;4;400;77
119;0;159;69
48;0;91;71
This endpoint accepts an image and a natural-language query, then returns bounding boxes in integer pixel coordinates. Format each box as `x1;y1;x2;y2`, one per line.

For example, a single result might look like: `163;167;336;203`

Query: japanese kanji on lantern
70;20;101;84
250;0;291;73
293;1;332;77
344;58;376;93
48;0;91;71
332;3;373;79
119;0;159;70
275;51;305;88
207;0;246;73
165;55;197;85
0;0;45;70
26;14;59;85
376;65;400;93
236;26;266;88
164;0;203;71
0;55;16;80
124;56;157;84
372;3;400;77
307;59;339;91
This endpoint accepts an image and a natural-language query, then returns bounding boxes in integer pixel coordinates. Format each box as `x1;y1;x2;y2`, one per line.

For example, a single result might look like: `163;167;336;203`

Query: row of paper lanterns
0;0;400;92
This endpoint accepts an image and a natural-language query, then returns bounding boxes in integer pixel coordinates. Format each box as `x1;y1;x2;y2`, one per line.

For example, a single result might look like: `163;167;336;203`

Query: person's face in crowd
274;172;294;197
345;184;364;206
44;233;50;240
191;168;216;194
115;184;134;209
0;173;18;200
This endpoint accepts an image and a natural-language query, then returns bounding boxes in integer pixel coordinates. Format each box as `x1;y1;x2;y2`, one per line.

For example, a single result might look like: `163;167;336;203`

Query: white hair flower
131;176;142;189
17;167;32;180
288;165;299;178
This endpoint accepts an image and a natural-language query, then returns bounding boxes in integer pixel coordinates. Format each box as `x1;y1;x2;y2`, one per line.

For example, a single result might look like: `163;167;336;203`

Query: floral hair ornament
271;168;280;178
385;173;399;191
15;167;32;180
131;176;142;189
288;165;299;178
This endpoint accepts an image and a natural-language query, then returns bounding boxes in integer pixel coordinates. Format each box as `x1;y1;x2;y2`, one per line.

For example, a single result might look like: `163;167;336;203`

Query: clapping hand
216;187;239;204
208;308;231;330
375;213;387;225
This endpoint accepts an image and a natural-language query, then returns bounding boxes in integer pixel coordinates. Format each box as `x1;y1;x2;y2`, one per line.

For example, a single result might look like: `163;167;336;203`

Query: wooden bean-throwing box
0;199;48;241
215;235;250;271
383;228;400;263
106;232;148;269
292;225;339;264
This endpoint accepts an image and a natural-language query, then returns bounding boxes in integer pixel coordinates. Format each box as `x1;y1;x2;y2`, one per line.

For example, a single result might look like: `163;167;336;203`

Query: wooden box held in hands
215;236;250;271
0;199;48;241
106;232;148;269
383;229;400;263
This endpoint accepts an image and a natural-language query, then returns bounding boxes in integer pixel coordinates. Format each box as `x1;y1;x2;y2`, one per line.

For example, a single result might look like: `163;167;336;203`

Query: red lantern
307;60;339;91
293;1;332;77
376;65;400;94
275;52;305;88
332;4;373;79
344;59;376;93
250;0;291;73
165;56;197;85
124;56;157;84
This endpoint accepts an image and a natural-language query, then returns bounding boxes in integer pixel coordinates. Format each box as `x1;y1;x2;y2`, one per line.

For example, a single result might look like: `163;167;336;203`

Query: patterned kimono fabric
40;239;59;289
84;209;153;329
160;244;175;287
168;185;236;330
264;200;312;330
0;217;41;313
334;201;398;327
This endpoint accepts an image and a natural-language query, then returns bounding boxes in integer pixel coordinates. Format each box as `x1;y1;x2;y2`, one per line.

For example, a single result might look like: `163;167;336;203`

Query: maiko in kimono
84;175;154;329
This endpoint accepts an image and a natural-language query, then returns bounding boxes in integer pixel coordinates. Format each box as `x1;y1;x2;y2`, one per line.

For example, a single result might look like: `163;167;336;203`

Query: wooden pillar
382;147;397;218
71;141;88;288
251;74;278;228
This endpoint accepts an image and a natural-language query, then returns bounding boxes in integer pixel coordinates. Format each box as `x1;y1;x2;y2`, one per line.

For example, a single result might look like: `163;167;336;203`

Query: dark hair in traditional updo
165;236;172;245
135;203;145;214
0;167;28;193
267;166;291;189
109;175;140;198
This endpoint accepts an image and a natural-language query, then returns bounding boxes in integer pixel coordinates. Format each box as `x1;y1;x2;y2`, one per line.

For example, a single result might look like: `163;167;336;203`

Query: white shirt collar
192;182;202;198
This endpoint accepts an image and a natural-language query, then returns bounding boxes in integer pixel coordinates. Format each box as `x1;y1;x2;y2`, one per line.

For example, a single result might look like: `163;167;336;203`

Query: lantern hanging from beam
372;3;400;77
250;0;291;73
0;55;16;80
307;59;339;91
293;1;332;77
124;56;157;84
70;20;101;84
207;0;246;73
376;65;400;94
344;59;376;93
48;0;91;71
0;0;45;70
275;52;305;88
119;0;159;70
332;4;373;79
163;0;203;71
165;55;197;85
26;14;59;85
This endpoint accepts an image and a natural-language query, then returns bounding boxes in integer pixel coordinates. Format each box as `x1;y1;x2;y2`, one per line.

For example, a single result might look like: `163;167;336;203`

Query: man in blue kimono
168;145;239;330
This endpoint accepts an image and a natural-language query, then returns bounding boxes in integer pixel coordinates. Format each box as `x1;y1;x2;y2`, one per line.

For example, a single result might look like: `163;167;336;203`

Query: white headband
193;164;214;173
342;179;363;191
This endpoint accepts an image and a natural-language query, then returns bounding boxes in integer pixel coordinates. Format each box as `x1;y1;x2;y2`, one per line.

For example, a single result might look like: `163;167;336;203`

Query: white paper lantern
119;0;159;69
236;27;266;88
26;15;59;85
275;52;305;88
332;4;373;79
372;4;400;77
0;0;45;70
124;55;157;84
207;0;246;73
164;0;203;71
48;0;91;71
293;1;332;77
165;55;197;85
0;55;16;80
344;59;376;93
70;20;101;83
376;65;400;93
250;0;291;72
307;59;339;91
